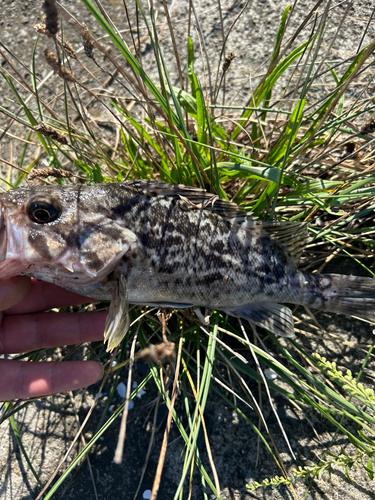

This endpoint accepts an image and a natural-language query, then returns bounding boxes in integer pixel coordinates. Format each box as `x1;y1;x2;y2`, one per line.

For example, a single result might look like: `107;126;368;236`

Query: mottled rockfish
0;181;374;350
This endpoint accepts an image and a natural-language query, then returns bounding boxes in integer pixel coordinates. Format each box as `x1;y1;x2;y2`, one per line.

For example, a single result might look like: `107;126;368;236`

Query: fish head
0;184;137;288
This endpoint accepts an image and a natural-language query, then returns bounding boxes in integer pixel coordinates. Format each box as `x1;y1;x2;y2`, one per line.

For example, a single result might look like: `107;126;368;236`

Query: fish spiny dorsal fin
242;220;309;267
124;180;248;221
123;182;306;263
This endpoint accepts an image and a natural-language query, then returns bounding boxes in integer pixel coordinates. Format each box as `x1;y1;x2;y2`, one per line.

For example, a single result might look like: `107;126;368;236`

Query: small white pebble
264;368;278;380
143;490;152;499
117;382;126;398
111;360;117;367
136;388;146;399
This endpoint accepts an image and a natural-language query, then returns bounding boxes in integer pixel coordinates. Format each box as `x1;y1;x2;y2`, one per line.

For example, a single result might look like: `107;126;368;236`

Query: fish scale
0;180;374;351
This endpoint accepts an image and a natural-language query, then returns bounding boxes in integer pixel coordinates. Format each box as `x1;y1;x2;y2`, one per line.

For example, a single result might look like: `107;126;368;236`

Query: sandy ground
1;1;375;499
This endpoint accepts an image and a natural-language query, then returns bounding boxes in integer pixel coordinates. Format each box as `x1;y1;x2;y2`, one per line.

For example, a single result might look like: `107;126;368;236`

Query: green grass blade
7;405;43;487
217;162;281;184
174;315;220;499
261;5;291;124
231;40;309;141
267;99;306;164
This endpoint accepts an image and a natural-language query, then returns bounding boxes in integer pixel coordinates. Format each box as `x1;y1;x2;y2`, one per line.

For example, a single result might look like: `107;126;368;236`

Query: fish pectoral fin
104;270;130;352
224;303;295;338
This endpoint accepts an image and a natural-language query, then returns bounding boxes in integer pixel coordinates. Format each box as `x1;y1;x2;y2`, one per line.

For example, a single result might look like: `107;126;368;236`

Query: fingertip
65;361;104;390
51;361;104;393
85;361;104;384
0;360;105;401
0;276;31;311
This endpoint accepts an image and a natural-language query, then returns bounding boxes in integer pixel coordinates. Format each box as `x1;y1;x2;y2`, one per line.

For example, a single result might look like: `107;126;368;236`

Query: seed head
82;23;95;59
360;118;375;135
43;0;59;36
44;49;75;82
29;167;73;180
35;23;76;59
222;52;235;73
34;124;68;144
139;341;176;365
44;49;60;73
34;22;54;38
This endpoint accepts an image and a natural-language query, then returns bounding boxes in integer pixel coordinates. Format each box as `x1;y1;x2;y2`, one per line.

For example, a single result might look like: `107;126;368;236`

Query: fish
0;180;374;350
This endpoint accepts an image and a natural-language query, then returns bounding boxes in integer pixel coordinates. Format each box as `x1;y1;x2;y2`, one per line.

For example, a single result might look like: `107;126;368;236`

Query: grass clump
1;1;375;499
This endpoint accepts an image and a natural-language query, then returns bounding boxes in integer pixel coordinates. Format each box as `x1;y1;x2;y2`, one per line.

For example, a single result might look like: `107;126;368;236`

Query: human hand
0;277;106;401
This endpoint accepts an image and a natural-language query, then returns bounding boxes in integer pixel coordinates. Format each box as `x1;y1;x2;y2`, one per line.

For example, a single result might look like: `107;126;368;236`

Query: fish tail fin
314;274;375;321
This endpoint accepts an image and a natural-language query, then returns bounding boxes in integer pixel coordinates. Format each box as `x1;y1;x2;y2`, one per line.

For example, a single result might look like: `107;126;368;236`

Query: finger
5;279;101;315
0;359;103;401
0;276;31;311
0;311;107;354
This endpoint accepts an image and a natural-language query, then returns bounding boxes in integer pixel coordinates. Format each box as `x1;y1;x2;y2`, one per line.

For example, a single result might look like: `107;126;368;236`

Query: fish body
0;180;374;348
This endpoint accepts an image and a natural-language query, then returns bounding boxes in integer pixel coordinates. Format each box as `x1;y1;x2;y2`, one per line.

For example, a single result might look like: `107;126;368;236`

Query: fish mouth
0;203;7;263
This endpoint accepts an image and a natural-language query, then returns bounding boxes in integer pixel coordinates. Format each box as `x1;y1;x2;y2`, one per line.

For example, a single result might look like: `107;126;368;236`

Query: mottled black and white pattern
0;181;374;337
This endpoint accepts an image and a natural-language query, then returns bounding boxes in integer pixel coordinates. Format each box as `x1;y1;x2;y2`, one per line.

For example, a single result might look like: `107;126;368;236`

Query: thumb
0;276;31;311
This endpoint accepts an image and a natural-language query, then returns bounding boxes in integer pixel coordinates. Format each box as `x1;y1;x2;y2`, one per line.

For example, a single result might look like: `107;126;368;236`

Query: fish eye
27;198;61;224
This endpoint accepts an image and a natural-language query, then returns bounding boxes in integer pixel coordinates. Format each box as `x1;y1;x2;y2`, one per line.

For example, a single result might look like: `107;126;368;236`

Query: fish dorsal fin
124;180;247;221
242;220;309;267
123;182;307;264
263;221;309;267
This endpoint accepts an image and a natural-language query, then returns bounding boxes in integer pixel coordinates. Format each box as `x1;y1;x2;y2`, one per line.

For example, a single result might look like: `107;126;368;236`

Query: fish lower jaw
27;268;99;287
27;261;115;288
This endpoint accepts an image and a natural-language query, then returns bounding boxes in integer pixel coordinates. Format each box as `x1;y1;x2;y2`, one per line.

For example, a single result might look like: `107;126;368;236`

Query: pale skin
0;276;106;401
